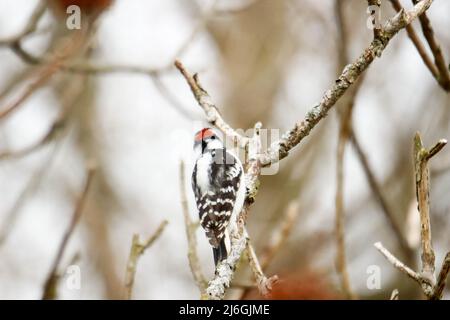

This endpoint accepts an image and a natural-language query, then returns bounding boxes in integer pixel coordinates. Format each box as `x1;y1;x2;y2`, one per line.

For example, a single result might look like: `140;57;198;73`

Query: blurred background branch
124;219;168;300
42;166;95;299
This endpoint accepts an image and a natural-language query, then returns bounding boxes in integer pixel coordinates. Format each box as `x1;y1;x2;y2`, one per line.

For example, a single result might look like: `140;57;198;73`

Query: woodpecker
191;128;245;266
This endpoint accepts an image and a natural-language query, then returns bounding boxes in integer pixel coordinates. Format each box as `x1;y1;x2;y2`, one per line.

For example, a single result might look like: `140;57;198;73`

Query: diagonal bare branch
388;0;439;82
245;233;278;298
42;166;96;299
411;0;450;91
259;0;435;166
374;242;422;284
431;252;450;300
174;60;250;148
124;220;168;300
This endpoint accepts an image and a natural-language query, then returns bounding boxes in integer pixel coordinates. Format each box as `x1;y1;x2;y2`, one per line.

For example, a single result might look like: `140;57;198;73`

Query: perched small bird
191;128;245;266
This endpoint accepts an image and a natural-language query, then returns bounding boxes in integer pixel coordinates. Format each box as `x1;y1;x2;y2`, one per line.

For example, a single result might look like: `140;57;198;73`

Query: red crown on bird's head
194;128;216;142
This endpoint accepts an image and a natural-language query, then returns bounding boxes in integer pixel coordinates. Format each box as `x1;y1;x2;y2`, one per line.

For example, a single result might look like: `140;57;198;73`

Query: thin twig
431;252;450;300
334;85;356;300
0;57;63;120
179;160;208;291
174;60;249;148
0;68;35;102
42;166;96;299
390;289;400;300
259;201;300;270
0;31;89;120
0;79;83;160
411;0;450;91
374;242;422;284
333;0;367;299
0;74;86;245
238;200;299;300
8;40;170;76
335;126;354;299
5;3;212;80
0;134;67;245
245;233;278;298
0;119;64;160
388;0;439;81
0;2;46;46
124;220;169;300
7;40;195;123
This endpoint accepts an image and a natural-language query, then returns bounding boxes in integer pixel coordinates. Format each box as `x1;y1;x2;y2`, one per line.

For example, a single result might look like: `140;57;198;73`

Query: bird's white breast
196;153;212;192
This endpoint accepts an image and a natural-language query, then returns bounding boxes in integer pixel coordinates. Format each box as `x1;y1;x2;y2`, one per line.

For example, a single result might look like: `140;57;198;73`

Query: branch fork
375;133;449;299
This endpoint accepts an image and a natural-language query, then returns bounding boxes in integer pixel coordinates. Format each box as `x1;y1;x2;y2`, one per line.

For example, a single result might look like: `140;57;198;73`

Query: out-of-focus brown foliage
49;0;114;17
244;271;339;300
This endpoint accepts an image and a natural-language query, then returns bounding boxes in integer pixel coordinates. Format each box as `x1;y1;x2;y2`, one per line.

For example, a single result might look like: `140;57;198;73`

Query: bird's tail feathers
213;231;230;266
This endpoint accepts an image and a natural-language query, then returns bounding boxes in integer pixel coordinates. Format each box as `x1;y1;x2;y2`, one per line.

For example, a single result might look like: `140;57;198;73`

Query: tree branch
174;60;249;148
374;242;422;284
431;252;450;300
0;119;65;160
0;79;83;160
332;0;371;299
245;235;278;298
411;0;450;91
0;29;91;120
259;0;435;166
7;39;171;77
350;131;414;259
0;2;46;47
179;160;208;292
390;289;400;300
42;166;96;299
414;133;446;286
124;220;168;300
388;0;440;83
259;201;300;270
375;134;448;299
238;200;299;300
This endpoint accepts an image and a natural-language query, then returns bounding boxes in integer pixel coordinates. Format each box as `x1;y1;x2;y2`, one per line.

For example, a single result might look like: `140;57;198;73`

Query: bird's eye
211;136;216;140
